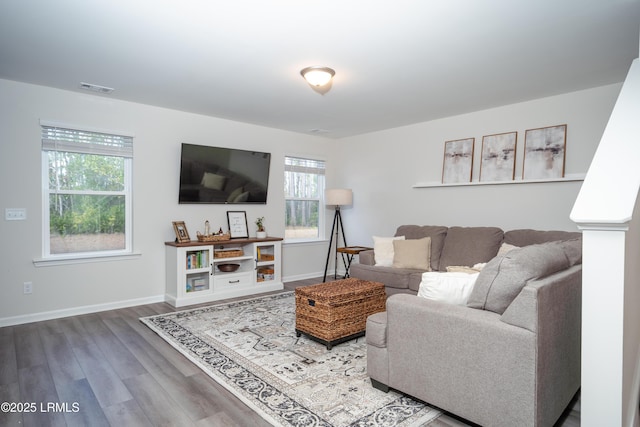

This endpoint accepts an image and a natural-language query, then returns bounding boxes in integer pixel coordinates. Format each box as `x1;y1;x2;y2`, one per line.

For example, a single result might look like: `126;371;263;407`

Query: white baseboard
0;294;165;327
1;270;351;327
283;272;324;282
283;269;346;283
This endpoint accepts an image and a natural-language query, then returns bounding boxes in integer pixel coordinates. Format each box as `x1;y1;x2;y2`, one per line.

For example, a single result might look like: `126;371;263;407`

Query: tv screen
179;143;271;204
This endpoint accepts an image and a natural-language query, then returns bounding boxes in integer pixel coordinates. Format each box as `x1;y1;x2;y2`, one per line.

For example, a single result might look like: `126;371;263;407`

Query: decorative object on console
172;221;191;243
442;138;474;183
323;188;353;282
196;232;230;242
523;124;567;180
227;211;249;239
217;263;240;272
480;131;517;182
196;219;231;242
255;216;267;238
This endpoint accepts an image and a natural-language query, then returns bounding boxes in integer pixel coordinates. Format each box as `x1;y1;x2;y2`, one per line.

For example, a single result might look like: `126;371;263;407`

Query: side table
336;246;373;278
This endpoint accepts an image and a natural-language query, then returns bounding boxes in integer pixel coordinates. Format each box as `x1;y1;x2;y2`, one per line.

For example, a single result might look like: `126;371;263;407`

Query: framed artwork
480;132;517;182
172;221;191;243
523;124;567;180
442;138;475;184
227;211;249;239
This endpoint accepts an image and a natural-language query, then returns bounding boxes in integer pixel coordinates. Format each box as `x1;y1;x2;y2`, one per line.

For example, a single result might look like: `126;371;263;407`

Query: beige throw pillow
373;235;405;267
392;237;432;270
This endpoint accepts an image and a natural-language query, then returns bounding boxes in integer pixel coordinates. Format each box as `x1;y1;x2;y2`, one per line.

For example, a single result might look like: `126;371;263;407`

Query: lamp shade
325;188;353;206
300;66;335;87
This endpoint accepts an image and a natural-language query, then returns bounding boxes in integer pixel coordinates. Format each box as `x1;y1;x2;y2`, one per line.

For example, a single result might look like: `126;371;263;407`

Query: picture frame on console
480;131;517;182
442;137;474;184
172;221;191;243
227;211;249;239
523;124;567;180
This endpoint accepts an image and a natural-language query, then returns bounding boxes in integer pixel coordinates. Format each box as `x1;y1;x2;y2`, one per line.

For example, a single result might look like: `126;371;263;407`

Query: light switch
5;208;26;220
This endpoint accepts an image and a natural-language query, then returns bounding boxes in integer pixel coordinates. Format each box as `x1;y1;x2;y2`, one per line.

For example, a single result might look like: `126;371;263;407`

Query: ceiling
1;1;639;139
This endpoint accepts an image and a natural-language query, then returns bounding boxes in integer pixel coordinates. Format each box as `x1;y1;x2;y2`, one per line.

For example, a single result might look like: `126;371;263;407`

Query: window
41;123;133;258
284;156;325;240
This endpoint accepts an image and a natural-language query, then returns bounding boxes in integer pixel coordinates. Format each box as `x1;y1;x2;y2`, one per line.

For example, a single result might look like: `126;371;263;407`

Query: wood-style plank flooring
0;277;580;426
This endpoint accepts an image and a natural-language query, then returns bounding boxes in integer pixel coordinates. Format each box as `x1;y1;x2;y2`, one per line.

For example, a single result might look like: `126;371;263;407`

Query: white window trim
39;121;134;262
284;155;326;242
33;251;142;267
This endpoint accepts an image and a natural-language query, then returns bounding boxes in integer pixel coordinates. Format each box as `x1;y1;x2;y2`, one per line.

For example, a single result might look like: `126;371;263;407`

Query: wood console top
165;236;283;247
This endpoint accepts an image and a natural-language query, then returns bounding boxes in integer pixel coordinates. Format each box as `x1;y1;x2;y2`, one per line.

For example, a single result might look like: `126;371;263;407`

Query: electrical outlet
6;208;27;220
23;281;32;294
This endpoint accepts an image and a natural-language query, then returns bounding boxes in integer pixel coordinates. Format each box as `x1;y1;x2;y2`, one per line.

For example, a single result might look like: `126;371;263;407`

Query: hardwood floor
0;277;580;426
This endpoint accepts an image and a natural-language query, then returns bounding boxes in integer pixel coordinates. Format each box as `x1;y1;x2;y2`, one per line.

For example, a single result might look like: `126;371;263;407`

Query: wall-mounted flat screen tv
179;143;271;204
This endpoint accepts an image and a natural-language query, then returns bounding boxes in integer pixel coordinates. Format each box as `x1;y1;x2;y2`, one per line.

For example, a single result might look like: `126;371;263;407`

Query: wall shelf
412;173;586;188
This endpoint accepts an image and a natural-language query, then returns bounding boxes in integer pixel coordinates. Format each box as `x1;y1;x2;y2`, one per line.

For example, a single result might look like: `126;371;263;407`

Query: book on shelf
186;250;209;269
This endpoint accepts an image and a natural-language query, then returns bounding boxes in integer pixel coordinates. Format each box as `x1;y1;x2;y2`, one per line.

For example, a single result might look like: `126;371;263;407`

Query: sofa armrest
500;265;582;425
500;265;582;332
358;249;375;265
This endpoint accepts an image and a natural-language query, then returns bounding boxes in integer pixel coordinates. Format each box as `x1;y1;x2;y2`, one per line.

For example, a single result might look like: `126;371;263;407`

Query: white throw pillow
418;272;479;305
373;235;405;267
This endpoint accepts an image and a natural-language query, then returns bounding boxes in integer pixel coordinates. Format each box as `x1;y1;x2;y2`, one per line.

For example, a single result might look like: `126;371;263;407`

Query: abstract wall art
523;124;567;180
480;131;517;182
442;138;474;184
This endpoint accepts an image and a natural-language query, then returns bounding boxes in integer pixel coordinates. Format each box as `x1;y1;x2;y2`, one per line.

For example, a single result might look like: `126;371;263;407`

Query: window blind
41;125;133;158
285;156;325;175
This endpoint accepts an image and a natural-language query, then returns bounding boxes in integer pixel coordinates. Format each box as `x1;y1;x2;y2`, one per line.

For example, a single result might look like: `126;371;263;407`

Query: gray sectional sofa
354;225;582;427
350;225;580;295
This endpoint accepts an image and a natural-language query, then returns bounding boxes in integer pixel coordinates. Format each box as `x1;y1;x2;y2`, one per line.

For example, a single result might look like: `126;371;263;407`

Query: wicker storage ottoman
295;278;386;350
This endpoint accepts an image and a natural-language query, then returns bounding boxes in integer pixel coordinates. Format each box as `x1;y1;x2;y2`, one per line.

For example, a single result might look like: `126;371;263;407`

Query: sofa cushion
438;226;504;271
373;236;405;267
349;263;419;290
467;239;582;314
392;237;431;270
503;229;581;247
418;272;479;305
395;225;448;271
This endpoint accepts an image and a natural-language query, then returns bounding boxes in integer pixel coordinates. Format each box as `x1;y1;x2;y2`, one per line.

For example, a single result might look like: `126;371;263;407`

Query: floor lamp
323;188;353;282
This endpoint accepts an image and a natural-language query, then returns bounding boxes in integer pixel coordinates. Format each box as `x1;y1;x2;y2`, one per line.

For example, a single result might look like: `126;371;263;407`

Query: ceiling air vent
79;82;114;94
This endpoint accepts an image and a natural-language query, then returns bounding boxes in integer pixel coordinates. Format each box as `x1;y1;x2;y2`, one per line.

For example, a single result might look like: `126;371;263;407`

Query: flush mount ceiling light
300;66;335;87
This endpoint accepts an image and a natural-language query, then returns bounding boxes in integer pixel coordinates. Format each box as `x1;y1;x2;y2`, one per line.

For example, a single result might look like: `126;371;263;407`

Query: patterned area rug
140;292;441;426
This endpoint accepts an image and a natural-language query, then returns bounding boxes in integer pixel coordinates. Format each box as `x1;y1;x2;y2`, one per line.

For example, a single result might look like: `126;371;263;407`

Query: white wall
0;78;622;325
0;79;333;324
334;84;621;247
